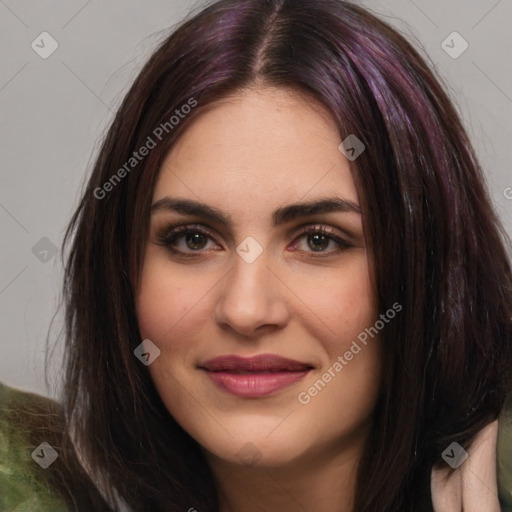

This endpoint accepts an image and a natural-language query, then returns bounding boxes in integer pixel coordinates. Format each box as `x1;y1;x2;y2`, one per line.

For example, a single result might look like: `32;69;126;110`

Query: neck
205;432;367;512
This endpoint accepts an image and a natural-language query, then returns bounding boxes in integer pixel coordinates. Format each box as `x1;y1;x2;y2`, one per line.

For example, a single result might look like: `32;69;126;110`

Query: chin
204;434;308;468
200;411;322;466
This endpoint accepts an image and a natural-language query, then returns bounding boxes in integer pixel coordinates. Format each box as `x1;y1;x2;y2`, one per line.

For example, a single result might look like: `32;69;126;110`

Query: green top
0;383;66;511
0;381;511;511
0;382;110;511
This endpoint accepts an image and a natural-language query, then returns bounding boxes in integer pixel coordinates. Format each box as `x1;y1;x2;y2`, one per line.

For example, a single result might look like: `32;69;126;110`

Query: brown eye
307;233;330;252
185;232;208;250
289;225;353;256
154;224;221;256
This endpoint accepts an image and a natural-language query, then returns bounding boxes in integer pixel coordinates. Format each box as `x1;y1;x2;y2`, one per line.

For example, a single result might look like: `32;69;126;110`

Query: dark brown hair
58;0;512;510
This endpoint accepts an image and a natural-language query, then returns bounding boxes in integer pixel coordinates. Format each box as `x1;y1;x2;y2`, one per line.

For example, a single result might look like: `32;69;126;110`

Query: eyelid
154;223;221;247
289;224;353;253
290;222;355;243
153;221;354;258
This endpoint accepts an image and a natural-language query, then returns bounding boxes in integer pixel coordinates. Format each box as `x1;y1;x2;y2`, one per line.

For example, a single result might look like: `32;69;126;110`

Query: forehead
153;87;359;212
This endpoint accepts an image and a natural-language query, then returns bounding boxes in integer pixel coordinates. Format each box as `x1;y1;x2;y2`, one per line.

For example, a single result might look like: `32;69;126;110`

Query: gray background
1;0;511;399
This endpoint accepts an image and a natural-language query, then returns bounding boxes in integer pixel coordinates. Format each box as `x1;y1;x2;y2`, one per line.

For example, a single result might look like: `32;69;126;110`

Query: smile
199;354;314;398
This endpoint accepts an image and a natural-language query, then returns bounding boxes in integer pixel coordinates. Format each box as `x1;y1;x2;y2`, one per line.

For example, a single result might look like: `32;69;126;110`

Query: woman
2;0;510;510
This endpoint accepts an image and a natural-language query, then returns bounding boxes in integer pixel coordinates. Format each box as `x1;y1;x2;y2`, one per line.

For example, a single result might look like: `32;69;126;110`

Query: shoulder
0;381;68;511
0;382;111;511
498;399;512;511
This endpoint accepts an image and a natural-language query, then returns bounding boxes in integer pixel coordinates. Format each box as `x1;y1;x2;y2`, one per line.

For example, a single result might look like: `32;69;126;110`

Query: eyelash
154;223;353;258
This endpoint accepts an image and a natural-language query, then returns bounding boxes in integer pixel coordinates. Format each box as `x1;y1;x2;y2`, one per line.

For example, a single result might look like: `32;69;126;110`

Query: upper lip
199;354;313;372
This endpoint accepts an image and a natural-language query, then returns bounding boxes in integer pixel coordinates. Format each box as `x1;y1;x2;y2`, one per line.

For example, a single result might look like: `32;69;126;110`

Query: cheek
135;255;208;342
293;255;378;346
136;278;179;342
298;274;381;440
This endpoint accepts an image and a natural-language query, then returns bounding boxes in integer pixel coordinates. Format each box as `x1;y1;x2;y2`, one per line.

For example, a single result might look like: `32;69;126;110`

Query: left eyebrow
272;197;361;225
149;196;361;226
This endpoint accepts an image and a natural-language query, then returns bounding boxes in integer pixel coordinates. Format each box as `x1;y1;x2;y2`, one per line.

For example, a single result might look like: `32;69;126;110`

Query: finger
461;420;501;512
431;465;462;512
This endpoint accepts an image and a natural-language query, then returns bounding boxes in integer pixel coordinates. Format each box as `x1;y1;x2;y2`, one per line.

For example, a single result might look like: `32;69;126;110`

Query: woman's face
136;86;382;469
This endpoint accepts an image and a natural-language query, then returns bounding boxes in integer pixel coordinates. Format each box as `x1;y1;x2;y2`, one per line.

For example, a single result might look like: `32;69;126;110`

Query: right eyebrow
150;197;234;228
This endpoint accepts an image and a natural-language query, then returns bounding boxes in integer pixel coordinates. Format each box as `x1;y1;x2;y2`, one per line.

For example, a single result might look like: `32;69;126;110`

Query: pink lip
199;354;313;398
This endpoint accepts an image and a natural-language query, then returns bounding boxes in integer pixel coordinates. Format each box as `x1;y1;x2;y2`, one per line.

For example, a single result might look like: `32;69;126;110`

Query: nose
213;251;290;338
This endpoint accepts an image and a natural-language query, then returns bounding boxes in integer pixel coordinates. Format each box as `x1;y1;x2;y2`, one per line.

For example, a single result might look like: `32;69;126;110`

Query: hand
431;420;501;511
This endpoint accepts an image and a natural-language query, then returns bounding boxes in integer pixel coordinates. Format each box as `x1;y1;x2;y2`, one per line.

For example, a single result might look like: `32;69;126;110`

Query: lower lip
203;370;311;398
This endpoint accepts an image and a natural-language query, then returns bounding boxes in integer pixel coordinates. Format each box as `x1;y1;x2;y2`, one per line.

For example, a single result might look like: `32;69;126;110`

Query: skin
135;86;382;512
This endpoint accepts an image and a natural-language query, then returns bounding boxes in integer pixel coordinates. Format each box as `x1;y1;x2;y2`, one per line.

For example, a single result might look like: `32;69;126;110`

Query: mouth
198;354;314;398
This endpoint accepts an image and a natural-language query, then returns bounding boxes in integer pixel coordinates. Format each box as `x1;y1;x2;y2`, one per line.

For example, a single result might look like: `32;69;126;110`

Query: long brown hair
59;0;512;510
